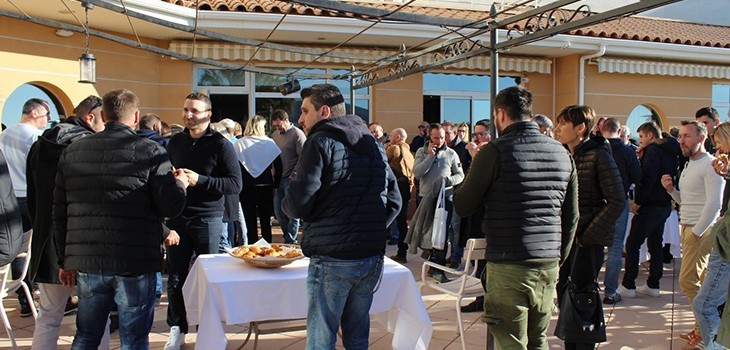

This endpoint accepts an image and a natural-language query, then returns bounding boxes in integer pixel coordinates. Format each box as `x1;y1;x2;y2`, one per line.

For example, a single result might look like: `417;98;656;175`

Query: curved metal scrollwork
507;4;591;40
432;40;484;62
354;71;380;88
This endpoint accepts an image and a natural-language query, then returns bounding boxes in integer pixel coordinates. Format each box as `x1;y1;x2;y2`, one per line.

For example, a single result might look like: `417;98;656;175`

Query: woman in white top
234;115;282;243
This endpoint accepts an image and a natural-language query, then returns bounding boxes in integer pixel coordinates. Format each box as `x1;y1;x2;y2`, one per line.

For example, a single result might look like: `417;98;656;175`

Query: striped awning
169;41;552;74
597;58;730;79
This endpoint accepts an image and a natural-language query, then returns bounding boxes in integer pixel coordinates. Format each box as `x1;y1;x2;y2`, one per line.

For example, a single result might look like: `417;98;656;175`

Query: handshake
172;166;198;189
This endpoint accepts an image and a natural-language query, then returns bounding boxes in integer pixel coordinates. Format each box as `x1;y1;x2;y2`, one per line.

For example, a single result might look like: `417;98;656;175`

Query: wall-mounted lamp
78;1;96;84
278;79;300;96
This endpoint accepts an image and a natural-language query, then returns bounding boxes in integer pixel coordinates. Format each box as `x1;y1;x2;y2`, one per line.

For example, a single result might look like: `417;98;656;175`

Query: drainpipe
578;44;606;105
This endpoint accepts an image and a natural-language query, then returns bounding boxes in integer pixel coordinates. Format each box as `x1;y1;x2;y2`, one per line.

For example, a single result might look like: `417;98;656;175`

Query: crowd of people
0;83;729;350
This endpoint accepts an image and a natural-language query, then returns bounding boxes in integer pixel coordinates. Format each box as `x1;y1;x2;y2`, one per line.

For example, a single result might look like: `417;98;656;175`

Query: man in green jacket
454;86;579;349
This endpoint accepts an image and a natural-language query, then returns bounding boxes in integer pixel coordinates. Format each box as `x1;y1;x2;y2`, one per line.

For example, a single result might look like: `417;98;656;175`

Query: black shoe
432;272;450;284
387;239;398;246
603;293;622;305
389;254;407;263
663;254;674;264
18;296;33;318
461;298;484;313
448;261;460;269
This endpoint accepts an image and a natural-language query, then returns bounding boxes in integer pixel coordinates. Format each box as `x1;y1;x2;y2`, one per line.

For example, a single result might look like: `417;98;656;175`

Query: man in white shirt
661;120;725;346
0;98;50;317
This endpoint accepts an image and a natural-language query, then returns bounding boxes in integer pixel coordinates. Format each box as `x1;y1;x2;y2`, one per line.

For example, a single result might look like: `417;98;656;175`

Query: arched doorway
625;104;662;142
2;83;67;129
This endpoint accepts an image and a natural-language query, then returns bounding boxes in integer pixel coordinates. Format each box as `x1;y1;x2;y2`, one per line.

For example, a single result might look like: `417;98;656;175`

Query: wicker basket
227;244;304;268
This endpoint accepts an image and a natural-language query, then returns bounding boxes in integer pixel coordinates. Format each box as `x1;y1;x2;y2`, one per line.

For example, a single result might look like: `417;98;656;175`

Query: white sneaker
637;284;660;298
616;285;636;298
164;326;185;350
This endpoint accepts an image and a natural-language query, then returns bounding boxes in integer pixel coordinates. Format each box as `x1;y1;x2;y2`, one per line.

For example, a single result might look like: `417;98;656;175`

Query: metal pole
350;66;356;115
489;4;499;142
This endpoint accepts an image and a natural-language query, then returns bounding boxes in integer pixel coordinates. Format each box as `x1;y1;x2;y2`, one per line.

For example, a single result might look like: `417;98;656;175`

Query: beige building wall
0;18;190;126
371;72;424;138
584;63;720;129
554;55;581;113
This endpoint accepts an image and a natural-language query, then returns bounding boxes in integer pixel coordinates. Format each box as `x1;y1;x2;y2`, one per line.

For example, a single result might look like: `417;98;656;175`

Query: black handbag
554;246;607;343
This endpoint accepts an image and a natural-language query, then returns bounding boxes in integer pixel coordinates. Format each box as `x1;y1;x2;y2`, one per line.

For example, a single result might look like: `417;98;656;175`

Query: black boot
460;296;484;313
17;292;33;318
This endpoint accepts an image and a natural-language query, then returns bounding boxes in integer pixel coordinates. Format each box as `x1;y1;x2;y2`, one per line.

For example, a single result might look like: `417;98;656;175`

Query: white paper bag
431;179;447;250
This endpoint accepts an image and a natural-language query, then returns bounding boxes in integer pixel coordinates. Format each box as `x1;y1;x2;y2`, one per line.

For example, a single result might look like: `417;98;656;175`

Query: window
712;83;730;122
193;67;251;126
423;72;518;127
254;68;371;129
196;68;246;87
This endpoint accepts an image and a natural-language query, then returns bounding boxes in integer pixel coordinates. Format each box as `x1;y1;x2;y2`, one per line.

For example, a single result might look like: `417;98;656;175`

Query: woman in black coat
554;105;625;350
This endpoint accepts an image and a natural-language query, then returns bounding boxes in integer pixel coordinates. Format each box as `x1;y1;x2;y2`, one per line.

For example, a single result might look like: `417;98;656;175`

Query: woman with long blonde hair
234;115;282;243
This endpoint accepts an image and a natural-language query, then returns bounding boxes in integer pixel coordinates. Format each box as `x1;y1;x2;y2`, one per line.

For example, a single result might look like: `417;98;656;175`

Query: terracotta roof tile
165;0;730;48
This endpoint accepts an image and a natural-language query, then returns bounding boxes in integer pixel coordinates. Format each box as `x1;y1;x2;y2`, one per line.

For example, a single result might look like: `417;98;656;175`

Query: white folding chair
421;238;486;350
0;230;37;349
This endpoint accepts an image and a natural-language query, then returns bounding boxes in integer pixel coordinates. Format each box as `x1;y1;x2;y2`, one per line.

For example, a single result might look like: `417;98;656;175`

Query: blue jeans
274;178;300;244
622;206;671;289
166;216;224;333
449;211;464;263
73;271;156;350
603;200;630;295
694;249;730;349
306;255;383;350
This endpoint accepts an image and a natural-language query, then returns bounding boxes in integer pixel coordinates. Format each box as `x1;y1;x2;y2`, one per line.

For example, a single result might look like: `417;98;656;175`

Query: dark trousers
622;206;671;289
166;216;223;333
241;185;274;244
13;198;31;300
395;177;411;257
420;194;453;267
558;244;604;350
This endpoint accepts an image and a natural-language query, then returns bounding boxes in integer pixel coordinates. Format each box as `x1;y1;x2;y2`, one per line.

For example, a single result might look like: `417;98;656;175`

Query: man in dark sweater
601;118;642;305
282;84;401;349
53;89;188;348
619;121;680;300
164;92;242;350
454;86;578;349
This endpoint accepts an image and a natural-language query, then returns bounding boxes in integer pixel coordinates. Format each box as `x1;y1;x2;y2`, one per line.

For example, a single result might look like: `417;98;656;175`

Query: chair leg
20;281;37;320
0;299;17;349
456;297;466;350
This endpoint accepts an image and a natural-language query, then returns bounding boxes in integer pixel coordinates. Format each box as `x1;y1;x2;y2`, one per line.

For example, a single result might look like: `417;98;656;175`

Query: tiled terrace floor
1;228;695;349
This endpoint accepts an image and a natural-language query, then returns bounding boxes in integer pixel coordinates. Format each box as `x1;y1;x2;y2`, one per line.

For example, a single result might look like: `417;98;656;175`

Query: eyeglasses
457;129;467;133
475;132;489;136
183;108;210;116
417;125;426;129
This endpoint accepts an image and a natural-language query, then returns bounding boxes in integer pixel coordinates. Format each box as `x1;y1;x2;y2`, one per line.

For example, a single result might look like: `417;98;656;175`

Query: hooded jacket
282;115;402;259
572;136;626;247
27;121;92;283
634;136;681;207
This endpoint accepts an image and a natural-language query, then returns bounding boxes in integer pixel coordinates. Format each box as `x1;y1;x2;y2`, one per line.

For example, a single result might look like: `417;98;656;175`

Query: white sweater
669;152;725;236
0;123;41;198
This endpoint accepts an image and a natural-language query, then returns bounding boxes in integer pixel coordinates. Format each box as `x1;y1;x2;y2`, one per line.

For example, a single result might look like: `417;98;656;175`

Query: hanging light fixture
78;1;96;84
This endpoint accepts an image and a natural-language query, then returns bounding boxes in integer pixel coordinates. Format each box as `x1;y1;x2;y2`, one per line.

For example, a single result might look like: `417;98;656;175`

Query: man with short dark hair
600;118;642;304
137;113;169;148
164;92;242;350
28;95;111;349
619;121;681;302
270;109;306;244
283;84;401;349
454;86;578;349
695;107;720;154
368;122;389;144
54;89;189;348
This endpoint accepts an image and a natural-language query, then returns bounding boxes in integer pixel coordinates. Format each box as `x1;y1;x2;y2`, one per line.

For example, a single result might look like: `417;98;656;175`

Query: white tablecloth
625;209;681;261
183;255;432;350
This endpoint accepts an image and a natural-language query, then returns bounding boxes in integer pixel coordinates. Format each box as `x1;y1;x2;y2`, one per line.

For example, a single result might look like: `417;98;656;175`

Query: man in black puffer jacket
27;95;109;348
283;84;401;349
53;89;188;348
455;87;579;349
